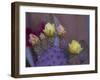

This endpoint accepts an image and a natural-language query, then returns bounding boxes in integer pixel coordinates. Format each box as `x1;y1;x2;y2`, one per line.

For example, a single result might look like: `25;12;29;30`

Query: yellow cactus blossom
56;24;66;37
43;23;55;37
68;40;83;55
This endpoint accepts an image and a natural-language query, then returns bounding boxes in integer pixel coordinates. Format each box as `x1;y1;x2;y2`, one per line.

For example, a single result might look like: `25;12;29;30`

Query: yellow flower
56;24;66;37
43;23;55;37
68;40;83;55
